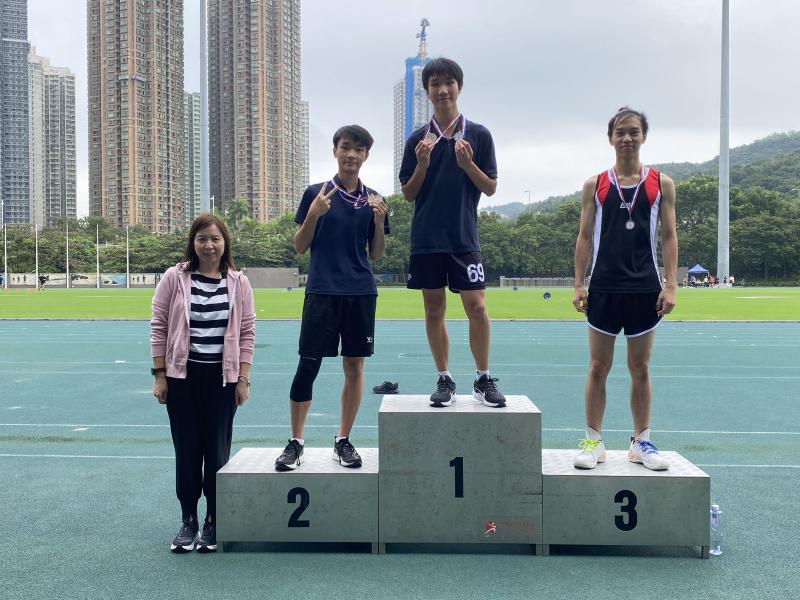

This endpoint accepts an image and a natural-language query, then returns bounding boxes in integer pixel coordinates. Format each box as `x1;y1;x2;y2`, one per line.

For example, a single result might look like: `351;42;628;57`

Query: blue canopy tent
687;264;709;286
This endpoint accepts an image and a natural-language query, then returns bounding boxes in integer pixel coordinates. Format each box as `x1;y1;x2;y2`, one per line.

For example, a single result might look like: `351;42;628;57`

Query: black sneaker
170;518;199;553
430;375;456;407
332;437;362;468
372;381;399;394
473;374;506;407
275;439;303;471
197;520;216;553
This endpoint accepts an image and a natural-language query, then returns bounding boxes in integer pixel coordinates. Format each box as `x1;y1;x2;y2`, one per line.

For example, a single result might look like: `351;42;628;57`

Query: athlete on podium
399;57;506;409
572;107;678;471
274;125;390;472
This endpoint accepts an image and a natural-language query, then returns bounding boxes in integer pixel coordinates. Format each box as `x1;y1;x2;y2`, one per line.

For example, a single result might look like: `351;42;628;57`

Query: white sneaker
574;427;606;469
628;429;669;470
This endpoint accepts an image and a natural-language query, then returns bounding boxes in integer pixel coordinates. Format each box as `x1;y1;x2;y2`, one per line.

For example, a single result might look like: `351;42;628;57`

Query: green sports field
0;286;798;320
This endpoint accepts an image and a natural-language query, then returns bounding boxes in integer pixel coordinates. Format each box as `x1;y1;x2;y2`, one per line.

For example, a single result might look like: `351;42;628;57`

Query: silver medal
453;131;463;141
625;220;635;231
426;131;438;143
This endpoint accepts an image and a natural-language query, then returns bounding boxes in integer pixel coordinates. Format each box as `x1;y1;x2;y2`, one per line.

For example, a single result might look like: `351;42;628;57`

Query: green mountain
482;131;800;219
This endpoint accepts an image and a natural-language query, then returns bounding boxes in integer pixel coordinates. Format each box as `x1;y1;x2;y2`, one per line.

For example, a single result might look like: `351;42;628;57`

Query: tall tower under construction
393;19;433;194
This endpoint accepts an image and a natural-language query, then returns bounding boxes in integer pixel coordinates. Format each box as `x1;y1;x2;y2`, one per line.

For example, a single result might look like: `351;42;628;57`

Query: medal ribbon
609;164;646;225
330;176;368;209
425;113;466;144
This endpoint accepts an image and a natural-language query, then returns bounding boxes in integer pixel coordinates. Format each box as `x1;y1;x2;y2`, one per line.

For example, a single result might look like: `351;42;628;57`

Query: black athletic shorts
407;252;486;292
586;291;662;337
298;293;376;358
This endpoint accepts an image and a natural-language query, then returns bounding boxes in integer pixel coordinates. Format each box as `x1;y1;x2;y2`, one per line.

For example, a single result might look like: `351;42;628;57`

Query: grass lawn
0;286;797;320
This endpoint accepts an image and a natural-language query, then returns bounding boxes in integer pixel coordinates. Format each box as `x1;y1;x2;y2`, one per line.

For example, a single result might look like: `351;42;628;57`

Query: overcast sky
27;0;800;216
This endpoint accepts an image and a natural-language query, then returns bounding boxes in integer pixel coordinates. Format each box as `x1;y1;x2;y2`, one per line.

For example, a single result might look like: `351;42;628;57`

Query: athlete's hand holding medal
415;135;435;170
309;181;336;218
367;194;389;225
454;137;474;171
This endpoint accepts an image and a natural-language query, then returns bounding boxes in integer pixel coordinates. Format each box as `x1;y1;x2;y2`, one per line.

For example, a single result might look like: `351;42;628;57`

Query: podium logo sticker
484;521;496;538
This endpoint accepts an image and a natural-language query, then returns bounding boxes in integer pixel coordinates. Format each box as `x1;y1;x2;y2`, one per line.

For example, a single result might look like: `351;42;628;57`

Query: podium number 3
450;457;464;498
288;487;310;527
614;489;637;531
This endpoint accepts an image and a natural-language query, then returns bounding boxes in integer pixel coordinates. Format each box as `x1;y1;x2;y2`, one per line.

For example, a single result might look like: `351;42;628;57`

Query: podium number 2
288;487;310;528
614;489;637;531
450;457;464;498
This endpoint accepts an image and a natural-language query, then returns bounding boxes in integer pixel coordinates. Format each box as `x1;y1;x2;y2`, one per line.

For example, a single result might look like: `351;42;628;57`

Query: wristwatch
151;367;166;376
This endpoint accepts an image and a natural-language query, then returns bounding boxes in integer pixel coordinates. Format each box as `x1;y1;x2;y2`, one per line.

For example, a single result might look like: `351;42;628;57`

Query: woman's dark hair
608;106;649;137
421;57;464;91
182;213;237;273
332;125;374;150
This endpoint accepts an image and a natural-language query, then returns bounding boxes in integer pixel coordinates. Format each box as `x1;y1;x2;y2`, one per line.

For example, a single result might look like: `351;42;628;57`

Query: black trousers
166;361;237;520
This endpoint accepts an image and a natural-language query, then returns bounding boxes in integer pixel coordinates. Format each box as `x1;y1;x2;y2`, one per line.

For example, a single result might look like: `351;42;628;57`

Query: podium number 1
288;487;310;528
450;456;464;498
614;489;637;531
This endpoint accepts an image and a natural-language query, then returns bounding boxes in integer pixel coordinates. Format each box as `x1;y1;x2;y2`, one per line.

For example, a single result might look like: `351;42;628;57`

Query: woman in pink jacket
150;214;255;553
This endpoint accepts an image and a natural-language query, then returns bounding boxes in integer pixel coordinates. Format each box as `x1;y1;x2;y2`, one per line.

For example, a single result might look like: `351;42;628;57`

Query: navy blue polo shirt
399;119;497;255
295;178;390;295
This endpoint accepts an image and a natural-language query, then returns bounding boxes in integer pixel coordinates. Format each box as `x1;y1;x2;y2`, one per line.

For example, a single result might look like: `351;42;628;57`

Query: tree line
4;175;799;283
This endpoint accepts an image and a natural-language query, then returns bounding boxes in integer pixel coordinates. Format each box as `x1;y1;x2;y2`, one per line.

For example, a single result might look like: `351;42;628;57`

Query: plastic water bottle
709;504;723;556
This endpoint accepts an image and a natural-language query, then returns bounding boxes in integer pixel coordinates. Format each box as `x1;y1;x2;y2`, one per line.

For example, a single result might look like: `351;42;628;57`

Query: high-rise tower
87;0;185;233
184;91;201;226
0;0;31;224
393;19;433;194
207;0;304;222
29;48;76;227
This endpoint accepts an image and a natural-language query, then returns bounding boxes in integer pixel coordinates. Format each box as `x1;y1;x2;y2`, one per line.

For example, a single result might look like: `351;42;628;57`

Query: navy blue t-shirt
399;118;497;255
295;178;390;295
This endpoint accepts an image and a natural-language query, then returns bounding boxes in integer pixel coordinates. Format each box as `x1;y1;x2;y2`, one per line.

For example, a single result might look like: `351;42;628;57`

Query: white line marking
1;424;799;435
697;464;800;469
0;453;172;459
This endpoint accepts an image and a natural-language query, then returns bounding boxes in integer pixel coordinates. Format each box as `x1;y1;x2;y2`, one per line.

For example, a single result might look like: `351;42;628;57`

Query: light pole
126;224;130;289
524;190;531;214
1;197;6;289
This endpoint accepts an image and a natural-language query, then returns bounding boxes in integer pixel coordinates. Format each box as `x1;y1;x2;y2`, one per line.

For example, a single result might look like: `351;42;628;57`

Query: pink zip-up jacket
150;263;255;384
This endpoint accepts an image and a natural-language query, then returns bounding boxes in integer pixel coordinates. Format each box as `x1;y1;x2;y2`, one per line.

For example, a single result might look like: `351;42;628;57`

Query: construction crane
416;18;430;58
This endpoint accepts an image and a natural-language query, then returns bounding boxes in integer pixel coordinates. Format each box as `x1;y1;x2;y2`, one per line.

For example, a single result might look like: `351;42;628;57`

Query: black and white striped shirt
188;272;230;363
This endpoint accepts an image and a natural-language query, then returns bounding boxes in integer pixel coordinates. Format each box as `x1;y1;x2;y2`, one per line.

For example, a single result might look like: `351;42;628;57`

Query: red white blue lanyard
330;177;368;209
425;113;466;144
609;164;646;224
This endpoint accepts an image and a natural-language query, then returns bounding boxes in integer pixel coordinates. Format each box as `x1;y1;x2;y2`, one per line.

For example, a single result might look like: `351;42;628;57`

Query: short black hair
608;106;649;137
332;125;374;151
422;57;464;91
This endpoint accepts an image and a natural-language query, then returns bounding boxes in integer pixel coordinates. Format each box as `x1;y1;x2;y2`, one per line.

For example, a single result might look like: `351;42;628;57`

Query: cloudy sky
27;0;800;215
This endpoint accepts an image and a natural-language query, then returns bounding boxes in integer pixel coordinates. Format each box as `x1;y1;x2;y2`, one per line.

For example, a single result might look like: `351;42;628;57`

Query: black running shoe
473;374;506;407
170;518;199;553
275;439;303;471
332;437;362;468
430;375;456;407
197;520;217;553
372;381;399;394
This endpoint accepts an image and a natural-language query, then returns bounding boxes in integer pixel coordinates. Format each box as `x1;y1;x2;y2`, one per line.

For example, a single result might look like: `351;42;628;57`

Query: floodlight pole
1;197;6;289
524;190;531;213
34;224;39;286
96;224;100;289
717;0;730;283
66;221;70;289
126;224;130;288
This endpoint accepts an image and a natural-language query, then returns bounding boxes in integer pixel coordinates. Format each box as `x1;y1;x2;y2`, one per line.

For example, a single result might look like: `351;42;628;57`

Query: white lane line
697;464;800;469
1;370;799;380
1;424;799;435
0;453;172;459
0;454;797;468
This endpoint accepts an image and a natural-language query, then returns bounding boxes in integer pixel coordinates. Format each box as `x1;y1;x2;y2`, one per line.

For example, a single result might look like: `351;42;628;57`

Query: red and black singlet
588;167;662;293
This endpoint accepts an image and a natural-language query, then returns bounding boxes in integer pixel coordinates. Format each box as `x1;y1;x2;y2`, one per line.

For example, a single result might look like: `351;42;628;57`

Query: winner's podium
378;395;544;552
216;447;379;552
542;450;710;557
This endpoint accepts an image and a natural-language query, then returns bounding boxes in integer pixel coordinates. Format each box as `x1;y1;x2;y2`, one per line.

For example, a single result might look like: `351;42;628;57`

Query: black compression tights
290;356;322;401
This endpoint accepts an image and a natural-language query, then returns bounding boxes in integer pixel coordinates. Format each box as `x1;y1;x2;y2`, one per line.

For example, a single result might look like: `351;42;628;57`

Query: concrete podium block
217;447;379;550
379;395;543;545
542;450;710;556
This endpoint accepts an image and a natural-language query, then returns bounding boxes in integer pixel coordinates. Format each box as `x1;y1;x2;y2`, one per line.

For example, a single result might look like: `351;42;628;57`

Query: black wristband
151;367;166;376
